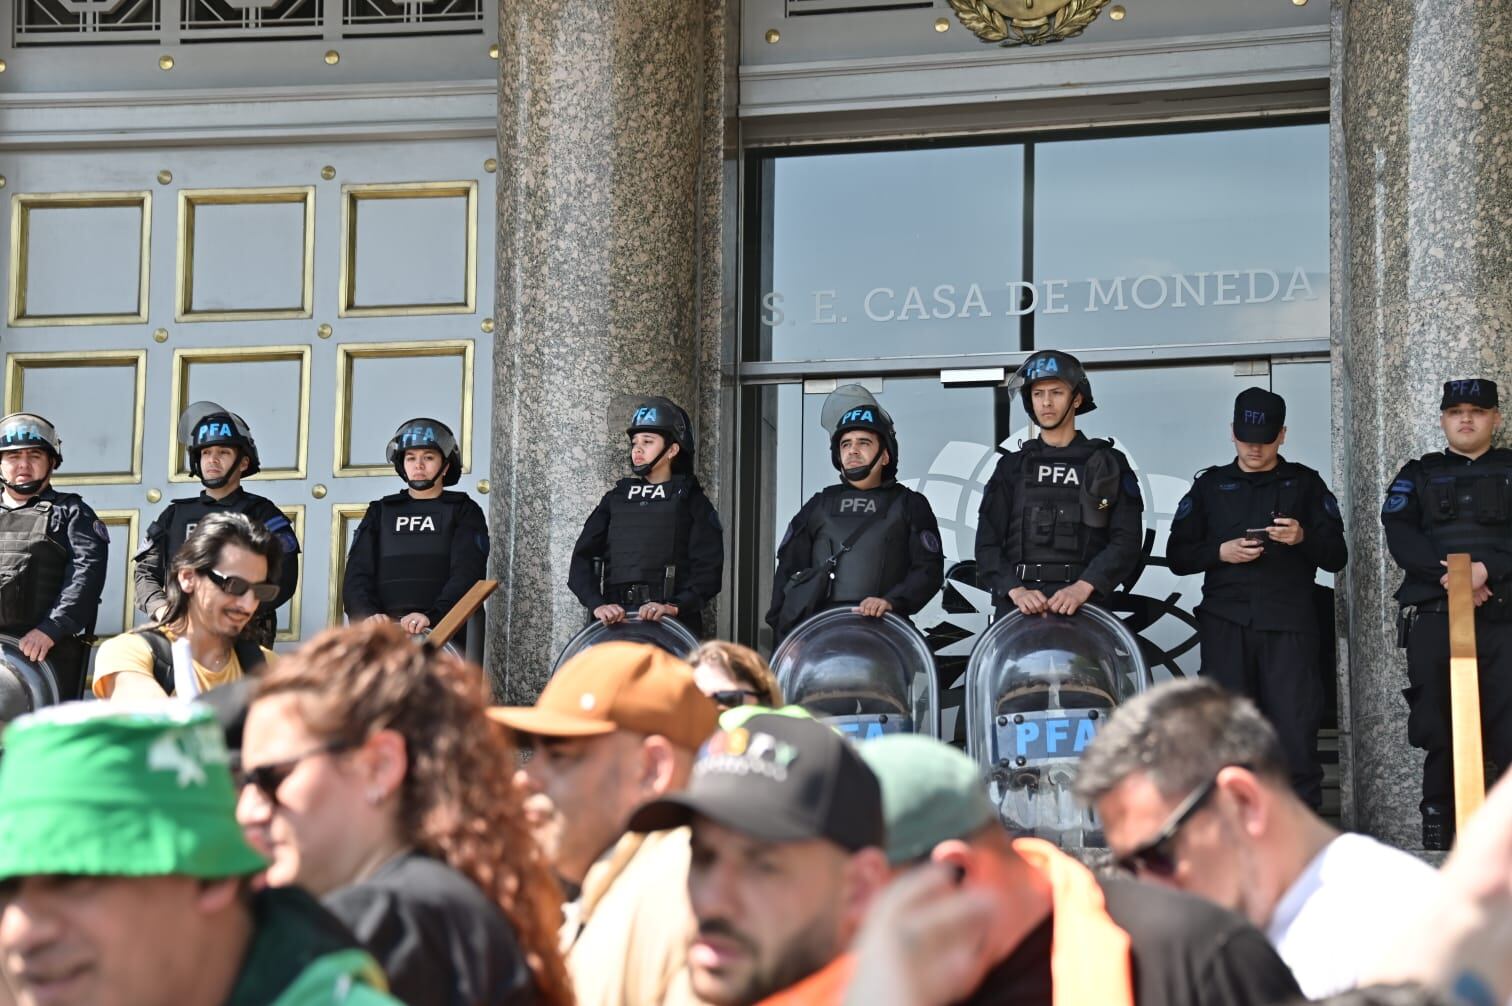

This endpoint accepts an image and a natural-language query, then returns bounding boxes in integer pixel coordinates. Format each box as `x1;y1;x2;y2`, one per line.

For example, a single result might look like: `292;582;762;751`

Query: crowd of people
6;626;1512;1006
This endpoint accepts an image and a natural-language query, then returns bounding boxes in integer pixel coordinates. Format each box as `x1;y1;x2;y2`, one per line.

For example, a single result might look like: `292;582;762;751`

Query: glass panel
183;358;303;473
22;204;144;318
351;195;470;308
1034;124;1328;350
189;201;307;312
345;353;467;467
759;146;1025;361
18;363;138;477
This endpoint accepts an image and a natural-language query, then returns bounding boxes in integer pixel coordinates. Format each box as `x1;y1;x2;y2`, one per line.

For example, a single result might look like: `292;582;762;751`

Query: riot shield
552;614;699;674
819;385;890;435
772;609;940;740
0;633;61;734
964;604;1149;847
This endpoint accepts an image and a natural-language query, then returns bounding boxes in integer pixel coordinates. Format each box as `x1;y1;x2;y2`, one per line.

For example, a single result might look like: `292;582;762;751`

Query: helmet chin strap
197;447;240;490
1034;393;1075;432
630;440;672;478
406;475;439;490
0;474;45;497
841;452;882;485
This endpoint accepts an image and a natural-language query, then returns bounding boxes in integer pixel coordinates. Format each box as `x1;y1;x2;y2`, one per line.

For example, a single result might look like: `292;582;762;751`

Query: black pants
1404;611;1512;813
1197;612;1323;809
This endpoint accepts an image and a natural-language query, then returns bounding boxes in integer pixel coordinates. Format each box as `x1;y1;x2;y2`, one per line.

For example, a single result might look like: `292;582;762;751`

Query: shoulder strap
824;490;904;570
235;638;267;675
135;628;177;694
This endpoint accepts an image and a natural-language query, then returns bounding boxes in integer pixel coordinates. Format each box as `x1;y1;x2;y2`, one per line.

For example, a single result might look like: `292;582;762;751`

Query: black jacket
1167;458;1347;631
2;486;108;640
1381;447;1512;605
343;492;490;625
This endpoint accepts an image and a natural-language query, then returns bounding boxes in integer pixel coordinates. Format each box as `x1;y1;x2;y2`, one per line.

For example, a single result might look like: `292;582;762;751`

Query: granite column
1336;0;1512;845
488;0;729;700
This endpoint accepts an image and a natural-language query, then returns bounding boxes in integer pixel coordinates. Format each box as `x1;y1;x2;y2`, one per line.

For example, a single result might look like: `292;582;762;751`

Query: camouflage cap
0;703;266;881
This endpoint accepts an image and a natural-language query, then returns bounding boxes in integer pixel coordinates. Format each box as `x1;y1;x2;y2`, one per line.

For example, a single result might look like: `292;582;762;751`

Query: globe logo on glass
397;424;438;449
840;408;875;425
632;407;661;426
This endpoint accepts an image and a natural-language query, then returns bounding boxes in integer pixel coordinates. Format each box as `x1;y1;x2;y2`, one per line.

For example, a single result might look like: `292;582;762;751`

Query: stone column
489;0;729;701
1336;0;1512;846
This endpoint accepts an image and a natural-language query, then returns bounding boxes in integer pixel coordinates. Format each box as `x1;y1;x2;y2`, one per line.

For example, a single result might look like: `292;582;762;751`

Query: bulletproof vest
374;496;460;616
605;478;690;599
1010;439;1110;567
1416;453;1512;563
162;493;260;557
810;486;909;604
0;501;67;630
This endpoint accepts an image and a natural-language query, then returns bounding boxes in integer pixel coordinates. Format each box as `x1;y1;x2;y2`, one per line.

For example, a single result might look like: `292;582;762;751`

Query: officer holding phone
1166;388;1347;809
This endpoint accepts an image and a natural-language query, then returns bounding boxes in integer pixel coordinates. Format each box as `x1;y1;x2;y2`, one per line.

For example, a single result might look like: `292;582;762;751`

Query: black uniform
1382;446;1512;818
135;488;300;646
975;432;1143;617
765;482;943;637
343;491;490;644
1168;458;1347;807
569;474;723;639
0;487;109;700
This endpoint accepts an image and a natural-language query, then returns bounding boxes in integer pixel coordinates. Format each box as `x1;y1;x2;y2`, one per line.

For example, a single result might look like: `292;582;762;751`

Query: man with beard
627;711;890;1006
0;413;109;701
94;513;280;699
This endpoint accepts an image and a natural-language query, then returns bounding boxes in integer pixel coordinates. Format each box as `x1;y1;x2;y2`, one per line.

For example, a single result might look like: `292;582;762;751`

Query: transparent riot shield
964;605;1149;848
552;614;699;674
0;633;61;734
771;609;940;740
819;385;891;437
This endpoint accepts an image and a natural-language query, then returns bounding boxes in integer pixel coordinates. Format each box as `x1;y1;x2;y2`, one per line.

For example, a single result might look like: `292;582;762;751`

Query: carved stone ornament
948;0;1113;46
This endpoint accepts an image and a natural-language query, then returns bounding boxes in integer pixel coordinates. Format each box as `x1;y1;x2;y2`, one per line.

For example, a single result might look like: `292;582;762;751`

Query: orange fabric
753;838;1134;1006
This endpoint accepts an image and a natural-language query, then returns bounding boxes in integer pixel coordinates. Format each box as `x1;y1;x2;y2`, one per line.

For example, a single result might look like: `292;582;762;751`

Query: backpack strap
135;628;177;694
234;638;267;676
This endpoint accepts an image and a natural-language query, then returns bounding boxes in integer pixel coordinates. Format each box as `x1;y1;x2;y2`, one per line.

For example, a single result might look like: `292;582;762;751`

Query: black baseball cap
1233;387;1286;445
627;712;885;852
1441;378;1498;410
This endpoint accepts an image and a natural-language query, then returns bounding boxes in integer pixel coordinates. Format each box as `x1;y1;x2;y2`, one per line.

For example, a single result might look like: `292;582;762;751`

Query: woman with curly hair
235;621;572;1006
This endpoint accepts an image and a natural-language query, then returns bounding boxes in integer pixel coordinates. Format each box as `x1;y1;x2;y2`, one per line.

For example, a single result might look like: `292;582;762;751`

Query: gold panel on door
3;350;147;485
8;191;152;327
275;503;305;643
176;186;316;323
167;345;312;482
337;181;478;318
328;502;369;627
92;508;140;638
332;340;474;478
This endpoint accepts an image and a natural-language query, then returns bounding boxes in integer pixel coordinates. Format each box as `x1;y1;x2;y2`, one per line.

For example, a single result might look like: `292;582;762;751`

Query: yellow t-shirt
93;628;277;698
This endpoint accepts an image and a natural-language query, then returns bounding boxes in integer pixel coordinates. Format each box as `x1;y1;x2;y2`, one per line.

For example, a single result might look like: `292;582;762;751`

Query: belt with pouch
1015;563;1086;583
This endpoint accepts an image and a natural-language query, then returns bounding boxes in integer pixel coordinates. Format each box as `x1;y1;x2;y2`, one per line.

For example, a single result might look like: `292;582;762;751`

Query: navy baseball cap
627;712;884;852
1441;379;1498;410
1233;388;1286;445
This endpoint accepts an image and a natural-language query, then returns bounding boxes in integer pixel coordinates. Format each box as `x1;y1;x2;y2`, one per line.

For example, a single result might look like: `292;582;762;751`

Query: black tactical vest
374;496;459;616
605;478;690;599
1009;439;1111;569
0;501;68;630
1416;453;1512;562
810;485;909;604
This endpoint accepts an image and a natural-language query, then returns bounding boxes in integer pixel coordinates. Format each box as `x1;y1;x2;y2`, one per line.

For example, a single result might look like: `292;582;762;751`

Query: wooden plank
1446;553;1486;830
427;579;498;651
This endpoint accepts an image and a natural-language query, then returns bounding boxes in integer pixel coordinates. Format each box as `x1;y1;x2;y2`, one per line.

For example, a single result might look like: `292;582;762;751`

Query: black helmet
1007;351;1096;420
821;385;899;483
387;418;462;489
178;401;261;485
625;396;695;475
0;413;62;467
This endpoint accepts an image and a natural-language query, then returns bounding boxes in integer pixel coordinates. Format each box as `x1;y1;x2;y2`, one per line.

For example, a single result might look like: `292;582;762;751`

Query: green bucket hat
859;734;996;865
0;703;266;881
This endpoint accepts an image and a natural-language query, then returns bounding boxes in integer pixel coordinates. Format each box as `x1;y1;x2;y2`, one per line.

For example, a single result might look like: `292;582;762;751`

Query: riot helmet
1006;351;1096;431
0;413;63;497
0;634;60;735
821;385;899;484
386;418;462;490
964;604;1149;849
624;396;695;477
552;613;698;673
178;401;261;489
772;609;940;740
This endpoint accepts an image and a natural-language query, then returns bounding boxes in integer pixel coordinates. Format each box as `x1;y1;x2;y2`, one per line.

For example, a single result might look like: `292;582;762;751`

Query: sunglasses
708;688;760;710
1114;774;1219;878
203;568;280;604
237;741;351;806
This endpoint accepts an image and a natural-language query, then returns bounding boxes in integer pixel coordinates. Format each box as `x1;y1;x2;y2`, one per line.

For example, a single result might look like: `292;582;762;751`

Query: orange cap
487;641;718;752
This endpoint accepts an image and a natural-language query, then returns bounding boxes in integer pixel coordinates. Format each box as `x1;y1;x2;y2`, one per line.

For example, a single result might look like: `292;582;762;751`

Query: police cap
1232;388;1286;445
1441;378;1498;411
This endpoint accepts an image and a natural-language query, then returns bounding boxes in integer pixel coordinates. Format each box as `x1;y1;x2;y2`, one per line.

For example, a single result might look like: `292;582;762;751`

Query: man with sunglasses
95;512;283;699
1075;679;1439;999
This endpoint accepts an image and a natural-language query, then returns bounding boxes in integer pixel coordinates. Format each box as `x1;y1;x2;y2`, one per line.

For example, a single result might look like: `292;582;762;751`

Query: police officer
975;350;1142;620
569;397;722;638
1382;378;1512;849
1167;388;1347;810
136;402;299;648
0;413;109;700
343;419;489;645
765;386;943;642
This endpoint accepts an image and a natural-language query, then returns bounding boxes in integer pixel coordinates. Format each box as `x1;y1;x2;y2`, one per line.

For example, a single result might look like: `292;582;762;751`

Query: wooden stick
1446;553;1486;830
427;579;499;651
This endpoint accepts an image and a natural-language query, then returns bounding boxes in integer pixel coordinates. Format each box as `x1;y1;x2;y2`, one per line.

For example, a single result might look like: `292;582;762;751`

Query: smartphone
1244;529;1270;544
